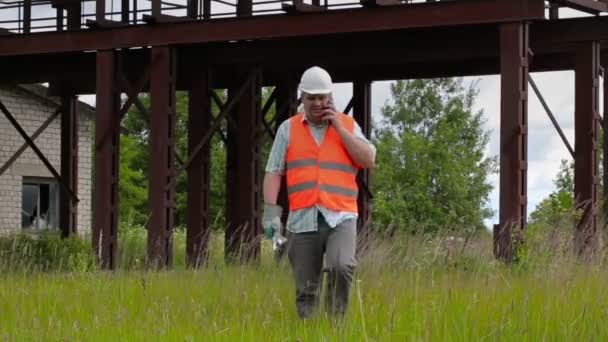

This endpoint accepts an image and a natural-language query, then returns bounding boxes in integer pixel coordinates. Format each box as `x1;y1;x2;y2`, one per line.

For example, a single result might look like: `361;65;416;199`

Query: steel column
152;0;161;17
121;0;130;23
353;81;372;234
549;3;559;19
237;0;252;16
186;66;212;268
23;0;32;34
225;69;262;262
203;0;211;19
148;46;177;269
187;0;198;19
60;95;78;238
495;22;529;262
93;50;120;269
65;2;81;30
274;73;298;229
574;41;600;258
56;7;64;31
96;0;105;21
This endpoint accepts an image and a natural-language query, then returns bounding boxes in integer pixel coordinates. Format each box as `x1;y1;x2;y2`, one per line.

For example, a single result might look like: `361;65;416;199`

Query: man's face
302;93;331;122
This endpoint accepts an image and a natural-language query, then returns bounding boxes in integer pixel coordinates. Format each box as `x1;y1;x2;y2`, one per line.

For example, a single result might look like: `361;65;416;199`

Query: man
262;66;376;319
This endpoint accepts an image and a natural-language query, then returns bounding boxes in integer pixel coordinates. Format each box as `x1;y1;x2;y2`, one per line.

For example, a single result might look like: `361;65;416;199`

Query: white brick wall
0;86;93;236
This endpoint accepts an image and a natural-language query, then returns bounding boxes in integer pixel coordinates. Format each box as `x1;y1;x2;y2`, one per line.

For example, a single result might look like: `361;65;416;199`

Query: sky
0;2;603;228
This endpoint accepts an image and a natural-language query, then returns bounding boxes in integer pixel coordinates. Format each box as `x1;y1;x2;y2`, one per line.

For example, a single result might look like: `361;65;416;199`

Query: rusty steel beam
552;0;608;14
207;91;228;143
95;64;150;151
0;0;545;56
4;16;607;86
531;16;608;47
60;95;78;238
274;73;299;238
353;81;372;235
186;66;212;268
574;41;601;259
225;68;263;263
181;69;258;170
148;46;177;269
527;74;575;158
0;100;79;202
0;107;61;177
495;22;529;263
210;89;238;131
343;97;354;114
93;50;120;270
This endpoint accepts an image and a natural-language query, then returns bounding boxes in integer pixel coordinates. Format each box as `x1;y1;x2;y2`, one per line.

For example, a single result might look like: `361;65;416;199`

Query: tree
118;88;277;229
528;159;574;227
119;91;228;228
372;78;497;234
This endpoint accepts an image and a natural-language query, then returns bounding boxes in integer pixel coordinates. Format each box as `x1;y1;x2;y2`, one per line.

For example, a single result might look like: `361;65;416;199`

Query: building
0;84;93;236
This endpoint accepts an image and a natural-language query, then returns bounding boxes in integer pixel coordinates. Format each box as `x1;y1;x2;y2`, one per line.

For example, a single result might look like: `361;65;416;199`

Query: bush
0;231;95;273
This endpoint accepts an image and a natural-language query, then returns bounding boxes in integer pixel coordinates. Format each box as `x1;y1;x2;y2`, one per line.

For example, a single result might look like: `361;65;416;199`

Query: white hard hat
298;66;333;95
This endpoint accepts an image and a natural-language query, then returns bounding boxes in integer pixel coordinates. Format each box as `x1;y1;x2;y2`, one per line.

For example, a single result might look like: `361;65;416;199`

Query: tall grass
1;222;608;340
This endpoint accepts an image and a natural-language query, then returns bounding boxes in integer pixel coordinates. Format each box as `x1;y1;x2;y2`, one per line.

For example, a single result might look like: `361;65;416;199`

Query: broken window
21;178;58;230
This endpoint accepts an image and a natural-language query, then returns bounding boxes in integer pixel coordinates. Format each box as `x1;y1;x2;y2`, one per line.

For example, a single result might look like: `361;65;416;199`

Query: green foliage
2;230;608;340
115;223;187;270
119;91;228;229
372;78;497;234
0;232;95;273
529;159;575;227
118;88;276;231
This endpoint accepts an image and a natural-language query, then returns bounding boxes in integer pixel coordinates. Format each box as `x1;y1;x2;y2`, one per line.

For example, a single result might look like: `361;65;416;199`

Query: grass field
1;227;607;341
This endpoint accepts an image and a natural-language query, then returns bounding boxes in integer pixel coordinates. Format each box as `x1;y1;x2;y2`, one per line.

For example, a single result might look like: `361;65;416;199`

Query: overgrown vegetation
2;77;605;339
1;224;608;340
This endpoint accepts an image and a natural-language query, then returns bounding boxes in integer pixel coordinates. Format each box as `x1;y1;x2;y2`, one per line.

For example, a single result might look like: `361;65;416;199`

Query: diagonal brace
211;89;238;131
0;100;78;202
182;68;260;170
208;90;229;143
0;107;61;177
260;87;278;139
528;74;575;158
343;97;354;114
95;64;151;150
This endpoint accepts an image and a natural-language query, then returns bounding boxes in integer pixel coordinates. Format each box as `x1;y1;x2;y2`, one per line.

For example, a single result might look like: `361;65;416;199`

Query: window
21;178;59;230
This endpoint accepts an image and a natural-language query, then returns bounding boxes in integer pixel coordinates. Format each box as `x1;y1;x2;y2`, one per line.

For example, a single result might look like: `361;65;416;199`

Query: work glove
262;203;287;251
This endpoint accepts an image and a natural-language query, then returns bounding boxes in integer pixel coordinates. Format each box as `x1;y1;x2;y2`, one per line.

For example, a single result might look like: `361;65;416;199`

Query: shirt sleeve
353;121;376;160
265;120;290;175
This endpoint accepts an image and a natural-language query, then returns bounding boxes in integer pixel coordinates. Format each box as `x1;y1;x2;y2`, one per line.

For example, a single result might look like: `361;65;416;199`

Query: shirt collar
302;112;328;127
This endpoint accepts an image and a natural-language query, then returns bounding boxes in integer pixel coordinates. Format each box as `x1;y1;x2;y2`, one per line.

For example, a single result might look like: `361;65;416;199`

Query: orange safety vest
286;112;359;212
